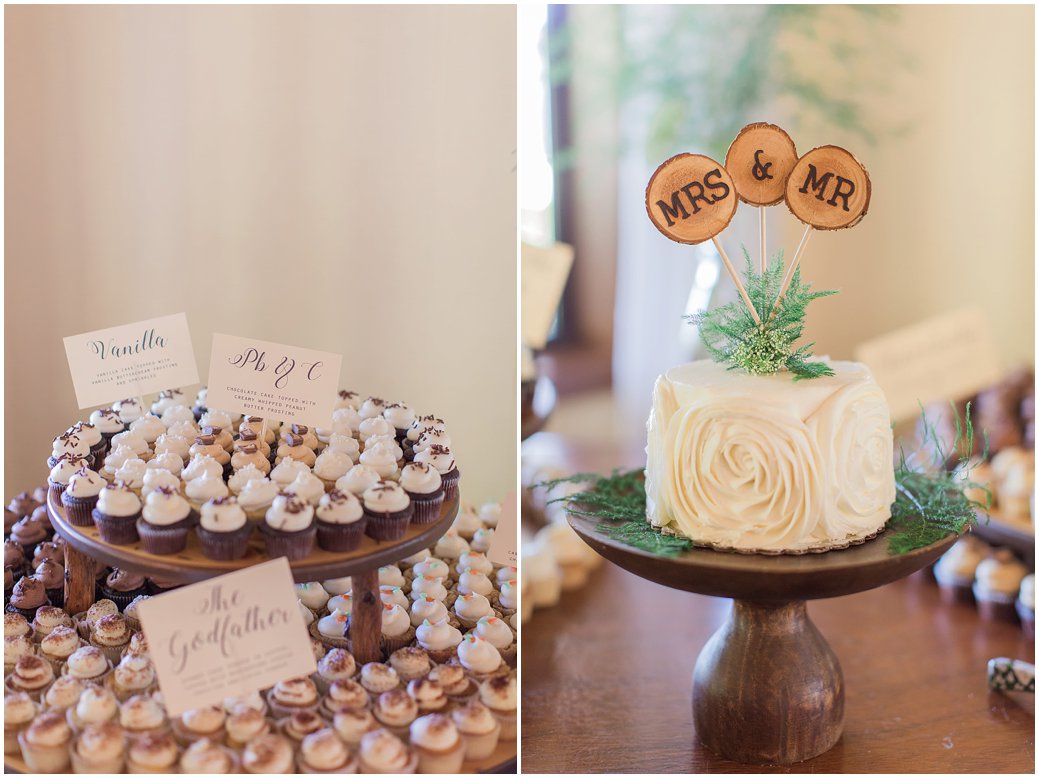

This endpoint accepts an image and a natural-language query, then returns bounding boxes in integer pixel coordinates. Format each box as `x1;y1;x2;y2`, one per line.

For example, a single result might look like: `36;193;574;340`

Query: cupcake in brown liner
91;482;143;545
409;712;465;773
372;688;418;740
171;705;226;746
383;402;416;443
72;422;108;471
34;559;65;609
241;733;295;774
67;683;119;730
410;593;458;630
30;603;71;642
137;486;197;555
70;720;127;772
932;535;986;604
89;613;133;665
455;633;507;683
362;480;413;541
47;454;89;498
452;698;501;761
472;615;517;667
315;488;367;551
453;591;497;630
357;727;418;774
88;407;125;447
311;610;352;651
196;496;252;560
74;599;119;640
126;730;180;773
5;694;37;755
98;568;148;610
6;575;49;621
399;462;445;524
973;549;1029;621
17;709;72;772
414;443;459;500
297;726;358;773
261;493;317;561
312;647;357;696
107;655;158;702
40;626;83;674
9;514;49;554
48;429;92;470
266;676;320;719
415;617;463;665
1018;574;1035;639
379;603;416;656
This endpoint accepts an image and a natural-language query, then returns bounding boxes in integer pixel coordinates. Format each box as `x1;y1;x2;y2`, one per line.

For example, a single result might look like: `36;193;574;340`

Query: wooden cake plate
47;489;459;664
567;511;960;766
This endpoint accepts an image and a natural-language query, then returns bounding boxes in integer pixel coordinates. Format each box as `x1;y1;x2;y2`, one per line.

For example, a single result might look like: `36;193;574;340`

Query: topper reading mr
797;164;854;212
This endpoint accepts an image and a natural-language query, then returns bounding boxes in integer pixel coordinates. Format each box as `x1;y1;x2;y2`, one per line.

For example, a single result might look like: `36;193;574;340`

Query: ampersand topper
724;122;799;207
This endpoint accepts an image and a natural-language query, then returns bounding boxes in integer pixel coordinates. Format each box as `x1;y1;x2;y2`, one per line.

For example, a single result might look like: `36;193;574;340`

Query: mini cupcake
48;429;92;469
409;713;464;773
399;462;445;524
182;454;224;484
359;416;396;445
241;733;295;774
297;727;356;773
498;579;518;619
362;480;413;542
88;408;126;447
336;464;381;498
140;467;181;498
5;539;27;579
359;397;389;421
471;527;494;554
414;445;459;500
380;586;409;610
34;560;65;609
380;603;416;655
313;449;355;492
47;454;89;497
137;487;197;555
410;575;449;603
458;569;497;603
110;429;152;463
383;403;416;441
452;504;483;541
113;458;148;497
287;471;327;507
113;398;146;427
98;569;148;610
472;616;516;666
261;493;317;561
172;705;226;746
60;466;106;527
6;575;48;620
1018;574;1035;639
479;501;502;528
358;662;400;695
89;614;132;664
122;595;149;632
313;647;358;696
313;610;352;651
228;463;267;496
477;673;517;741
266;677;320;719
9;515;48;554
453;699;501;760
43;675;84;712
321;679;370;718
40;626;82;674
433;529;470;561
92;483;143;546
237;476;281;522
153;432;192;464
31;604;70;640
225;705;271;750
67;683;119;730
359;443;400;480
453;592;496;630
230;443;271;475
17;709;72;772
410;594;452;628
197;497;252;561
357;727;417;774
325;432;361;462
127;730;180;773
274;433;317;467
457;550;495;578
161;402;197;429
4;634;34;675
108;655;158;702
933;535;987;604
5;612;31;639
416;617;463;664
74;600;119;640
315;489;367;552
332;708;377;745
5;654;55;700
973;549;1029;621
391;647;433;684
279;710;324;744
372;688;418;740
270;457;311;490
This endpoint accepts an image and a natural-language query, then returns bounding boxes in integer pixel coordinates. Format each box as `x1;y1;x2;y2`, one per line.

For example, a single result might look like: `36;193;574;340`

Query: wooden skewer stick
711;236;763;328
759;207;766;274
767;224;814;323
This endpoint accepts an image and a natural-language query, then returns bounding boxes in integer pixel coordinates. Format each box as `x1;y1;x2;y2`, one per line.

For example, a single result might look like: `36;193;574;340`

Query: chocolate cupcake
362;480;413;542
47;454;89;498
6;575;49;620
28;506;54;541
72;422;107;471
92;483;142;546
34;560;65;609
8;515;47;555
88;408;125;448
414;445;459;501
5;566;16;598
4;507;18;535
98;569;148;610
4;539;26;578
8;491;42;521
60;467;106;527
315;490;367;552
382;402;417;443
146;577;182;596
260;494;316;561
31;541;62;571
973;549;1029;621
399;462;445;524
197;497;252;561
137;487;197;555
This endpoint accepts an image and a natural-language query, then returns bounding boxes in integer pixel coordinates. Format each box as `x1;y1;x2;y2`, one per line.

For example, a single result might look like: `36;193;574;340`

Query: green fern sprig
687;248;837;380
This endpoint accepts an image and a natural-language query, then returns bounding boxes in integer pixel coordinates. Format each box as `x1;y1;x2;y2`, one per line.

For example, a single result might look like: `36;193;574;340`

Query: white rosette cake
645;358;895;553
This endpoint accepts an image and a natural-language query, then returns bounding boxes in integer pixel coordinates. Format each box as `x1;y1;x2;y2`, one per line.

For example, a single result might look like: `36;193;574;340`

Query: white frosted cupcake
237;477;280;522
227;464;266;496
362;481;413;541
286;472;326;507
261;494;316;561
197;497;251;561
336;464;381;497
270;458;311;490
325;432;361;462
183;472;229;512
315;489;367;552
399;463;444;524
313;450;355;491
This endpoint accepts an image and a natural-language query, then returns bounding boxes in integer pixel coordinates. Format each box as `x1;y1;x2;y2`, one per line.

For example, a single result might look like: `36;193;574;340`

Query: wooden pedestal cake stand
47;489;458;665
567;511;960;766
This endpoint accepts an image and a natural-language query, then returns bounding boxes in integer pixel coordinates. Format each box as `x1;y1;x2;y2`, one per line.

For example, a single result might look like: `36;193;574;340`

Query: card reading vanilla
62;313;199;408
137;558;317;717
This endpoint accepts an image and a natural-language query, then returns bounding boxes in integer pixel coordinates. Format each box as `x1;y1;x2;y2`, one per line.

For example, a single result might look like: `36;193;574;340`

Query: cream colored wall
778;5;1034;368
5;5;517;500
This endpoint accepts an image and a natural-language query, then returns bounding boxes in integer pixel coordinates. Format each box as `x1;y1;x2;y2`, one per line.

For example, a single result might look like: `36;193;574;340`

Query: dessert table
521;428;1035;773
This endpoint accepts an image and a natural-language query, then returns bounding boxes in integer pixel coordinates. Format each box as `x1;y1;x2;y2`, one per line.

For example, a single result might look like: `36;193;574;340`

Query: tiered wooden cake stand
23;490;517;774
568;511;960;766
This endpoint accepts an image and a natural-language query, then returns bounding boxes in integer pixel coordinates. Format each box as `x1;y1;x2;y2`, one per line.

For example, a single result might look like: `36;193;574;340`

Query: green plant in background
550;5;913;164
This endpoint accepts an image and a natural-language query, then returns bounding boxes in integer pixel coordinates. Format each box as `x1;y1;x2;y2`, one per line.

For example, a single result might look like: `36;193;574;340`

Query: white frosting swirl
358;447;399;478
153;433;191;461
314;450;354;482
200;498;247;532
228;464;266;494
114;459;147;489
142;488;192;526
265;494;314;532
473;617;514;649
362;481;410;514
336;465;381;496
147;452;184;476
141;468;180;497
398;463;442;496
182;455;222;482
381;604;411;637
237;478;280;512
185;472;229;503
287;472;326;506
111;430;150;457
66;468;105;498
129;414;166;443
383;403;416;430
160;404;196;427
270;458;310;487
457;635;502;673
416;618;462;651
316;490;364;525
359;416;395;443
326;433;360;461
97;483;142;516
410;595;449;627
414;446;456;475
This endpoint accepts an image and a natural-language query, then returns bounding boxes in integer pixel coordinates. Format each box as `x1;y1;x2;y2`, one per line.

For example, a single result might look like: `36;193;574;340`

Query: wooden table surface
520;428;1036;774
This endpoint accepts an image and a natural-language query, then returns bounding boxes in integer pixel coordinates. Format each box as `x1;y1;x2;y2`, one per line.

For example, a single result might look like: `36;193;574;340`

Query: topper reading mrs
654;168;730;226
645;153;738;245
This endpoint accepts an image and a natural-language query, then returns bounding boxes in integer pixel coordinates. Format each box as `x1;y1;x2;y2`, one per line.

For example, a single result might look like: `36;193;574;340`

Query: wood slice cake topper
724;122;798;206
645;153;738;245
785;145;871;230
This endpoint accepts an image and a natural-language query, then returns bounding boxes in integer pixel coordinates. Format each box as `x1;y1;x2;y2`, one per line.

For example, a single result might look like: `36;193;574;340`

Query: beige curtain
6;5;518;499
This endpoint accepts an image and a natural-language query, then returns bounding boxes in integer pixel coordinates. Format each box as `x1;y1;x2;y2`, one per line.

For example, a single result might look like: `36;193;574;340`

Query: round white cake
645;359;896;552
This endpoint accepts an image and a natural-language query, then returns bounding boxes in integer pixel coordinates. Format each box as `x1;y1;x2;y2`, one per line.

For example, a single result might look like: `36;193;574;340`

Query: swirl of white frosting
114;459;147;489
185;472;229;502
416;618;462;651
265;494;314;532
453;593;493;621
200;497;247;532
167;419;200;440
97;483;142;516
326;433;360;461
130;414;166;443
358;397;387;420
114;398;144;423
287;472;326;506
270;458;310;487
142;468;180;497
111;430;150;457
160;404;196;427
200;410;233;431
49;457;86;485
147;452;184;476
359;417;395;443
336;465;381;496
498;581;518;610
379;566;406;587
153;433;191;461
183;455;222;482
410;595;449;627
458;571;494;597
228;464;266;494
478;502;501;527
379;586;409;609
410;576;448;602
383;403;415;430
318;611;350;638
806;379;896;539
316;490;364;524
414;428;452;455
72;423;102;447
473;616;513;649
434;531;469;559
314;450;354;482
89;409;125;434
237;478;280;512
52;432;91;458
412;558;449;580
102;445;136;473
66;468;106;498
359;447;398;479
142;488;192;526
396;461;442;492
327;593;353;614
414;446;456;475
362;481;410;514
457;551;493;577
457;635;502;673
365;435;403;460
407;416;445;443
381;604;411;637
